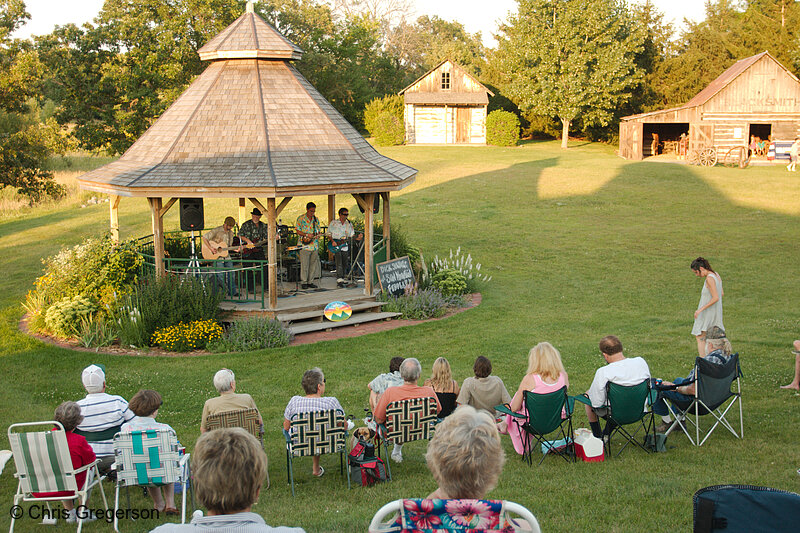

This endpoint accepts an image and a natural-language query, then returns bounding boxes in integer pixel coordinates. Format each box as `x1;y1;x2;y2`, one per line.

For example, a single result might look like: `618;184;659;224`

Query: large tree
0;0;64;200
494;0;644;148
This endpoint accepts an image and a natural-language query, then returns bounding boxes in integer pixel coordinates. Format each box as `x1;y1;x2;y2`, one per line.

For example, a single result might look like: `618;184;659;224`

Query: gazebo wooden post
238;198;247;224
148;197;166;277
381;192;390;260
364;193;375;295
327;195;335;223
267;197;278;310
109;195;121;243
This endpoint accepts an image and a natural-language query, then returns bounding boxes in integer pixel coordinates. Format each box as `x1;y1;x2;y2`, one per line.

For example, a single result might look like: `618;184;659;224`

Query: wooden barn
619;51;800;160
399;59;494;144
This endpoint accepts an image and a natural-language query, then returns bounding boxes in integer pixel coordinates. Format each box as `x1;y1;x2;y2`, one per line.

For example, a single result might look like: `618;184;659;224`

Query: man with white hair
200;369;262;432
373;358;441;463
75;364;134;473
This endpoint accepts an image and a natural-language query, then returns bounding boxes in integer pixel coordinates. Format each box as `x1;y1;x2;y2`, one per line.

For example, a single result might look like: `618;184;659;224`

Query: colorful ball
324;301;352;322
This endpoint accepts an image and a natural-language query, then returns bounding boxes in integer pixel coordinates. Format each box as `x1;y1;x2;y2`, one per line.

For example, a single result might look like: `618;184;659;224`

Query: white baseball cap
82;364;106;393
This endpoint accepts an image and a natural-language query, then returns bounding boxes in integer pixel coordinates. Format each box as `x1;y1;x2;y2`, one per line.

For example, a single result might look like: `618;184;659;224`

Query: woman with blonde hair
500;342;569;455
424;357;461;419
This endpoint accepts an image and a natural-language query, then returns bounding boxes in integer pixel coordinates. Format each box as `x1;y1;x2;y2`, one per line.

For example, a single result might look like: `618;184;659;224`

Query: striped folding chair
206;408;264;443
283;409;348;497
7;421;108;533
377;397;439;481
112;429;192;531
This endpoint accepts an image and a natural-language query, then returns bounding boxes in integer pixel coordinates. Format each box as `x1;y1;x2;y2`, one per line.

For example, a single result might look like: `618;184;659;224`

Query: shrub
372;112;405;146
44;295;97;338
208;317;293;353
364;94;403;136
151;319;223;352
381;288;466;320
424;247;491;294
110;293;148;348
77;316;117;348
486;110;520;147
430;269;468;296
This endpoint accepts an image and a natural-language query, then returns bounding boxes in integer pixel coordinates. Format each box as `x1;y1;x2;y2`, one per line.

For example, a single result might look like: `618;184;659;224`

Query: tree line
2;0;799;198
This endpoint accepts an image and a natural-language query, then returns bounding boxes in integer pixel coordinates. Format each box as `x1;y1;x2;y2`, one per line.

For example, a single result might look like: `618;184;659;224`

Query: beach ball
324;301;352;322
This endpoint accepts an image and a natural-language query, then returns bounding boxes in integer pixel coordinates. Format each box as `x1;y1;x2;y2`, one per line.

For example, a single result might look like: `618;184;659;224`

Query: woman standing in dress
691;257;724;356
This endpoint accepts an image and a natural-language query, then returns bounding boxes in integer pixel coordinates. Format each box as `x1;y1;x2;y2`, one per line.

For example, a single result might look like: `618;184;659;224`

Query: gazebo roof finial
197;2;303;61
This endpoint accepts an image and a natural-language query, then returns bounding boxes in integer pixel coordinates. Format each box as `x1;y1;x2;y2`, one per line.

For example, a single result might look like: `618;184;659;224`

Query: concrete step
288;311;401;335
277;301;387;323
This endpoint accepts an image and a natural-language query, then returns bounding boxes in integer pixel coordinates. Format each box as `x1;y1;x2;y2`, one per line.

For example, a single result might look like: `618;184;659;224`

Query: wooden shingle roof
78;5;415;198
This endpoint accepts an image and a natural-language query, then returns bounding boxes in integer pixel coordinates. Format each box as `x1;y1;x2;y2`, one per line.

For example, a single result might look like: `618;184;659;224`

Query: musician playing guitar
295;202;322;289
327;207;363;287
202;217;242;297
238;208;269;292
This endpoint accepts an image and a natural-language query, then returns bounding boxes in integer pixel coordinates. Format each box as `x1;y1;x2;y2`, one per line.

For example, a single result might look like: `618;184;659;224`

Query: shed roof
79;7;415;198
399;59;494;97
403;92;489;105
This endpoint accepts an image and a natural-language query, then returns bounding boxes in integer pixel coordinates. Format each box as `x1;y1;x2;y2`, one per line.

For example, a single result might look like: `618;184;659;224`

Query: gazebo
77;2;417;311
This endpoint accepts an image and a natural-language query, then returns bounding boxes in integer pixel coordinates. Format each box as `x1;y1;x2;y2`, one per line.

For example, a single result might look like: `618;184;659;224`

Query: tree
0;0;65;200
495;0;644;148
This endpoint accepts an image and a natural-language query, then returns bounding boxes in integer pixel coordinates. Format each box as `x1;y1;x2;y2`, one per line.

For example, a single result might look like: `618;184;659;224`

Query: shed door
690;123;714;152
619;121;643;160
414;106;446;143
455;107;471;143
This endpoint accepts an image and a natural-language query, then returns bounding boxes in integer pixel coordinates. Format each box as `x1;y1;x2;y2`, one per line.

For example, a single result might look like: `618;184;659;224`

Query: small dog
350;426;377;449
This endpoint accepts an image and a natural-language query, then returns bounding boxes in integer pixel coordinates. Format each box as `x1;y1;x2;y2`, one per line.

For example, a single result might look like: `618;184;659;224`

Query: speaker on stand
179;198;204;275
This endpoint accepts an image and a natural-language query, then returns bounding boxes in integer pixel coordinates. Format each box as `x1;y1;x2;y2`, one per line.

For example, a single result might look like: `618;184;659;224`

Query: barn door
456;107;471;143
619;121;643;160
690;123;714;152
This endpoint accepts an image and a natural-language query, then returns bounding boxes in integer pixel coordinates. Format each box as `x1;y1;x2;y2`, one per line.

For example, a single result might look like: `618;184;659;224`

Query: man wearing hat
75;364;134;473
202;216;242;297
239;208;269;292
652;326;734;432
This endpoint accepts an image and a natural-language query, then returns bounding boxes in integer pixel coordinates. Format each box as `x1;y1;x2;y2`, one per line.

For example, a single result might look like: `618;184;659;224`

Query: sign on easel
376;256;415;296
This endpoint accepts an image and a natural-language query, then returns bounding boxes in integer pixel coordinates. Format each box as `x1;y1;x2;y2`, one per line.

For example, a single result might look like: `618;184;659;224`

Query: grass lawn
0;140;798;532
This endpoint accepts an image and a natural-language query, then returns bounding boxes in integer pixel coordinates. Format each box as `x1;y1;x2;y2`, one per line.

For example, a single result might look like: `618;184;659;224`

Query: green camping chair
7;421;108;533
496;387;574;465
664;353;742;446
112;428;192;531
575;380;655;457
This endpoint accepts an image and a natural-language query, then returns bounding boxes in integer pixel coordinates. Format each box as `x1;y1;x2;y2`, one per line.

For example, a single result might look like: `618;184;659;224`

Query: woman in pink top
500;342;569;455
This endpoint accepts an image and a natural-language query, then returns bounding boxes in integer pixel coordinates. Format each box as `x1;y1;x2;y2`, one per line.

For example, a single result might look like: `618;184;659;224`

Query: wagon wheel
700;148;717;167
736;146;749;168
724;146;748;169
686;149;700;165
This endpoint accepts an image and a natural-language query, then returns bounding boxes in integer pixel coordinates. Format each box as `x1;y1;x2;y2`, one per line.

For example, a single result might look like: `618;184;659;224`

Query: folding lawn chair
283;409;348;497
693;484;800;533
205;408;264;443
377;396;439;481
495;387;574;465
8;421;108;533
664;353;742;446
574;379;655;457
368;498;542;533
112;428;192;531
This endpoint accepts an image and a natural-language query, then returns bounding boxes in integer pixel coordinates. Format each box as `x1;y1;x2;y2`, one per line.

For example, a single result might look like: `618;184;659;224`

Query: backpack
348;439;387;486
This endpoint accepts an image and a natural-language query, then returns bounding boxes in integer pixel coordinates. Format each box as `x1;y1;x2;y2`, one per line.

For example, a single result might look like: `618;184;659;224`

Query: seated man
76;364;134;473
584;336;651;439
151;428;304;532
368;356;404;412
283;368;345;478
653;326;734;431
456;356;512;419
374;358;441;463
201;369;263;433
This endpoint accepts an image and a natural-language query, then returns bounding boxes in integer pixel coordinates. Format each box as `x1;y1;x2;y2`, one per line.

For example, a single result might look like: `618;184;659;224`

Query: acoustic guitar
202;239;255;260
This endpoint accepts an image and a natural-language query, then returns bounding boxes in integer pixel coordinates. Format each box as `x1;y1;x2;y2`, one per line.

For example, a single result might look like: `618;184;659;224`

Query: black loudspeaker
353;193;380;213
179;198;204;231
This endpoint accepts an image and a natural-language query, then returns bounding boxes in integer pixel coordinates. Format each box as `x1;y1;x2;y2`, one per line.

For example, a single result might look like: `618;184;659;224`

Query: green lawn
0;141;798;532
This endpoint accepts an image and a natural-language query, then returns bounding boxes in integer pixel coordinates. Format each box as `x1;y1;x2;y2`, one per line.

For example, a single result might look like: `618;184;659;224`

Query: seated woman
456;356;512;419
423;357;460;419
500;342;569;455
653;326;733;431
121;389;179;515
151;428;304;532
283;367;345;477
32;402;96;524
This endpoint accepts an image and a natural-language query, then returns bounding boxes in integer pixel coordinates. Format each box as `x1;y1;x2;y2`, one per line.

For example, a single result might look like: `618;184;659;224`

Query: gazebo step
288;312;401;335
277;301;387;323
